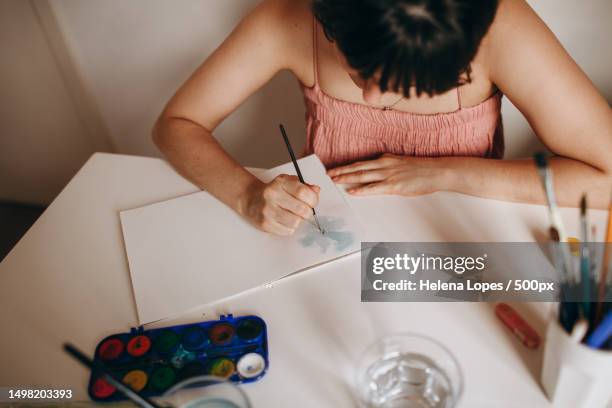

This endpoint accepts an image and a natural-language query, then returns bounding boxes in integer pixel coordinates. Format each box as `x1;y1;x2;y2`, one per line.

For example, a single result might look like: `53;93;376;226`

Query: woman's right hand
241;174;321;236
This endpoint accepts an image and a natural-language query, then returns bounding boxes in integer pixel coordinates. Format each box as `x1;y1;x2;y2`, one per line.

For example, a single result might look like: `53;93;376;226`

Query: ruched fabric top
300;22;504;169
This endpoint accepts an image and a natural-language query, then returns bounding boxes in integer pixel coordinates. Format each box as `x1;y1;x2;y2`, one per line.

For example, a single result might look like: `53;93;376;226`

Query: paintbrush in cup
579;194;591;320
535;153;576;286
534;153;567;242
595;190;612;324
551;226;578;332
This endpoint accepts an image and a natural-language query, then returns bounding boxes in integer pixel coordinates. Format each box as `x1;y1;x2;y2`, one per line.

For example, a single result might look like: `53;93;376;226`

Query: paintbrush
533;152;579;281
551;226;578;332
579;194;591;319
586;309;612;349
595;190;612;324
63;343;163;408
534;153;575;285
279;124;324;234
534;153;568;242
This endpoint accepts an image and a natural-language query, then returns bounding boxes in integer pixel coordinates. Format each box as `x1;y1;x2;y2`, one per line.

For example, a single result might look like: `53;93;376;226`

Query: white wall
0;0;104;204
1;0;611;204
47;0;308;169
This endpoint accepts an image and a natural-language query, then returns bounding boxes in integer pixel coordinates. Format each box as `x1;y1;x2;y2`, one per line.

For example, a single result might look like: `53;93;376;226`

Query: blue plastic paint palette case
88;314;269;402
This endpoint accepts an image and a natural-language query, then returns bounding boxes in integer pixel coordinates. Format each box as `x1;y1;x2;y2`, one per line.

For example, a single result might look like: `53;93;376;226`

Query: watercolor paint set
88;314;268;402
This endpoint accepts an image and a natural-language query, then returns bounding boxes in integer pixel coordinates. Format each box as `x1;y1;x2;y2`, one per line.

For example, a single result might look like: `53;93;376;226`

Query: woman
153;0;612;236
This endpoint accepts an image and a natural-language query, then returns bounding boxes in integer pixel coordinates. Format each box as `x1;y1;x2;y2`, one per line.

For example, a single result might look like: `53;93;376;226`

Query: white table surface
1;153;608;407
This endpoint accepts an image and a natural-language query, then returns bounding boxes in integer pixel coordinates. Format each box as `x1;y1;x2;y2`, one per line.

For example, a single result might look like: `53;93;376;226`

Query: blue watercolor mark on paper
299;215;354;252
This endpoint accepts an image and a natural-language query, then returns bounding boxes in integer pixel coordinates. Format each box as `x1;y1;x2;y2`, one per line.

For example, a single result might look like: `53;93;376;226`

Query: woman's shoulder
238;0;314;80
475;0;542;78
481;0;566;82
481;0;554;58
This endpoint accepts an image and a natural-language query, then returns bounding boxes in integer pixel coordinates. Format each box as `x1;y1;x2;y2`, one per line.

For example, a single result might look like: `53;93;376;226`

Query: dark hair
312;0;498;97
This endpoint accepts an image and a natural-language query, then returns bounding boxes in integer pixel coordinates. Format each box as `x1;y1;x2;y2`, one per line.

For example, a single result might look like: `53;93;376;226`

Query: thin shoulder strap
312;16;319;86
456;87;462;110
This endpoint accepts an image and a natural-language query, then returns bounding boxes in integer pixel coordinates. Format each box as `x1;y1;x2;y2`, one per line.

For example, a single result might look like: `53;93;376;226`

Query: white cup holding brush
541;312;612;408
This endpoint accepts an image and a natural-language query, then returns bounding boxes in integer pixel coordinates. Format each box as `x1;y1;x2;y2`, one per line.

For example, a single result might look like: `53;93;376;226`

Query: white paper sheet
120;155;364;324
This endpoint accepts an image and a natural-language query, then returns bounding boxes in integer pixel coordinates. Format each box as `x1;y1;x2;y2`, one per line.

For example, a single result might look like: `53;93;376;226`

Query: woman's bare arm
154;1;289;211
153;0;319;235
480;0;612;207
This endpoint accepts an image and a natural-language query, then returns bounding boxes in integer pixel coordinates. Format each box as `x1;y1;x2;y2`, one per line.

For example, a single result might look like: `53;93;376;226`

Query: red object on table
495;303;541;349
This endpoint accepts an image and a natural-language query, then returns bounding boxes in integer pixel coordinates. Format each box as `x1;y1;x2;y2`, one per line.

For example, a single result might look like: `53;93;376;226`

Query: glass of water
355;333;463;408
160;376;251;408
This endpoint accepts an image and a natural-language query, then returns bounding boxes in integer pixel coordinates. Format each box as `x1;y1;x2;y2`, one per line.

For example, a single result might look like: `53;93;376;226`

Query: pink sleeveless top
301;23;504;168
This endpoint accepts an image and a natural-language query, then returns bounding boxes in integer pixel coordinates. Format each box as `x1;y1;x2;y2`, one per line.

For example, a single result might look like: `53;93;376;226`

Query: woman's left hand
327;153;451;196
